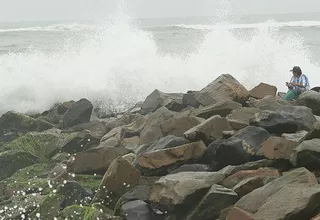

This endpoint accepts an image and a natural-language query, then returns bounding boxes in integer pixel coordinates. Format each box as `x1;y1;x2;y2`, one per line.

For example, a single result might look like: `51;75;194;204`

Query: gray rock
235;167;318;213
290;139;320;169
193;100;242;119
149;172;226;213
296;90;320;115
226;107;261;130
121;200;161;220
194;74;249;106
184;115;232;144
141;89;184;114
62;98;93;128
145;135;190;153
186;184;238;220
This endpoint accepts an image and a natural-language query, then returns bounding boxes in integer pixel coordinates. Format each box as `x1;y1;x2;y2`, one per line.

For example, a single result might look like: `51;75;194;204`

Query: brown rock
139;107;174;145
184;115;232;144
233;177;264;197
121;136;140;151
93;157;141;207
252;184;320;220
195;74;249;106
149;172;226;210
235;167;318;214
193;100;242;119
226;207;254;220
161;115;203;137
281;130;308;142
312;214;320;220
227;107;261;130
141;89;184;114
67;146;130;174
302;121;320;141
135;141;206;175
100;126;125;148
257;136;298;160
249;82;277;99
221;167;280;188
246;95;290;111
186;184;238;220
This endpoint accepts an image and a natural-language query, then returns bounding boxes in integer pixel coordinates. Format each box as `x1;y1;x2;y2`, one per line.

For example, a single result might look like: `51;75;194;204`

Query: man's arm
291;76;307;88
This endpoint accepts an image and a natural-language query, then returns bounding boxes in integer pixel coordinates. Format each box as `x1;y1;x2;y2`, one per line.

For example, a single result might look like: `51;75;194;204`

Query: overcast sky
0;0;320;22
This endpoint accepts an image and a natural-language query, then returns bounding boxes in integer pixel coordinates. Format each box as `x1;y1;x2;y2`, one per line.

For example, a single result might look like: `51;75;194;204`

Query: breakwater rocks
1;74;320;220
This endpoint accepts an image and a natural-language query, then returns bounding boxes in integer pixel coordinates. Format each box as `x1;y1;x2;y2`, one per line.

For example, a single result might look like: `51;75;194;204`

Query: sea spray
0;2;319;114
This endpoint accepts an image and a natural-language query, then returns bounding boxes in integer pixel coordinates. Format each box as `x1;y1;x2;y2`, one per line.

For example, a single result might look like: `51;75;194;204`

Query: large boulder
250;110;298;135
0;150;40;181
234;167;318;214
249;82;277;99
139;107;174;145
251;185;320;220
93;157;141;208
214;126;270;168
135;141;206;176
182;91;200;108
232;176;264;197
62;98;93;128
60;132;100;154
279;106;317;130
67;146;130;174
194;74;249;106
257;136;298;160
160;115;203;137
2;129;63;162
184;115;232;144
226;107;261;130
296;90;320;115
62;120;108;139
221;167;280;188
143;135;190;154
149;172;226;215
290;139;320;170
193;100;242;119
39;100;74;124
186;184;238;220
246;95;290;111
281;130;308;142
141;89;184;114
0;111;53;143
251;106;316;134
302;122;320;141
119;200;161;220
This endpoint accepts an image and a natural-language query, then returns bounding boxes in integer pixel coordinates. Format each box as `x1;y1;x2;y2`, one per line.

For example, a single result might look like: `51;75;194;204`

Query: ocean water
1;10;320;114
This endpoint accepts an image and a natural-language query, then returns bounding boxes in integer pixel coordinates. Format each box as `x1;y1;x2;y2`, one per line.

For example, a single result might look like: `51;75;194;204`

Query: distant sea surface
1;12;320;113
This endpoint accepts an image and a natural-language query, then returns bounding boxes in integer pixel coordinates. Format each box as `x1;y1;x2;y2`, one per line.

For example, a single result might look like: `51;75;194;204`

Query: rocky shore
1;74;320;220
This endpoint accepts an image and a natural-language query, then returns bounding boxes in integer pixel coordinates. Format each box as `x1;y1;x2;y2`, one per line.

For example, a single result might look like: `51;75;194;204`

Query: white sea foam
174;20;320;30
0;4;320;114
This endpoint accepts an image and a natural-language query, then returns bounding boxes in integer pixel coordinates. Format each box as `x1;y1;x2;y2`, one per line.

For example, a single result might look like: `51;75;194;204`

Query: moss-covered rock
0;194;44;219
60;205;120;220
1;163;53;198
2;129;63;162
0;150;40;181
0;111;53;143
30;193;65;219
74;174;103;193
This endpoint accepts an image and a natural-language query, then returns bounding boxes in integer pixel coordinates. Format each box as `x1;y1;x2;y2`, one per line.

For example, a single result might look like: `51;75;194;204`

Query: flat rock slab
249;83;277;99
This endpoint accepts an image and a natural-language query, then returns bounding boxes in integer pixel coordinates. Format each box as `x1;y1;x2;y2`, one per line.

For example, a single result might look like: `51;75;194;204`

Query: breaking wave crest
0;7;319;114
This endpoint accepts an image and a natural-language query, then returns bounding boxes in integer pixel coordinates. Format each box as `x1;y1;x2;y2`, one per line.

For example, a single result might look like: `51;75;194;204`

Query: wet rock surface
1;75;320;219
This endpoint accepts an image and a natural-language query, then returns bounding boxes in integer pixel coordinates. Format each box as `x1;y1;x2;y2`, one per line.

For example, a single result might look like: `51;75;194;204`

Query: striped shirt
290;74;311;91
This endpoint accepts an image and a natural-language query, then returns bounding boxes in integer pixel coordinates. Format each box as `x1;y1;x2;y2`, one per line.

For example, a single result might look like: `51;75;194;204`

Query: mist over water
0;2;320;114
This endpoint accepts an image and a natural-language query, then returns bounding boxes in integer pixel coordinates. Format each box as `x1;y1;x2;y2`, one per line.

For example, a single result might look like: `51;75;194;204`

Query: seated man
284;66;310;101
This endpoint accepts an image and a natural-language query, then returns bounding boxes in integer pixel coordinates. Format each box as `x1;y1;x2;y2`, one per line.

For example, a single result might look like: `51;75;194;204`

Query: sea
1;11;320;114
